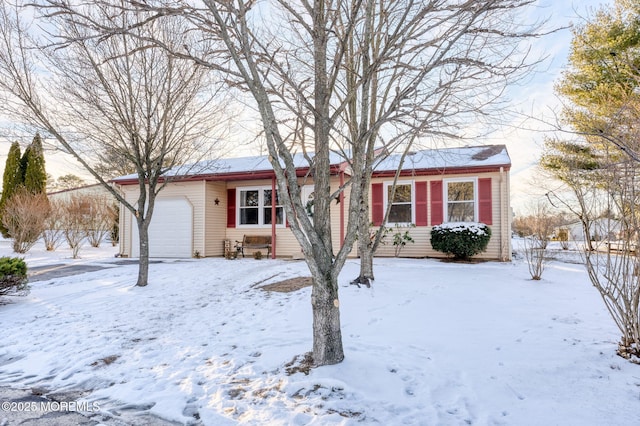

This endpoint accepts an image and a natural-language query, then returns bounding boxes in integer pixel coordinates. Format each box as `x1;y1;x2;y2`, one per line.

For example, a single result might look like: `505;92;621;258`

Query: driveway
27;259;166;282
27;264;114;282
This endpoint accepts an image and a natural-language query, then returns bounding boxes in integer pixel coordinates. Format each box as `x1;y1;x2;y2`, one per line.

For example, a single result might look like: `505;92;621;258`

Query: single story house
48;183;114;203
560;218;622;242
112;144;512;261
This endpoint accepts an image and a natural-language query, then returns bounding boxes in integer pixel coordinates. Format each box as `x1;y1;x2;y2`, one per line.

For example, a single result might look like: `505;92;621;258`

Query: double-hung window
385;182;414;224
238;187;284;226
445;179;476;222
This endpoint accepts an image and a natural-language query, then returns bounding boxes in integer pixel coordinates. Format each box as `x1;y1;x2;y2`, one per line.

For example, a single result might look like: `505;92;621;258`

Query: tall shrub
522;235;547;280
23;133;47;194
85;195;118;248
42;199;64;251
0;142;23;238
61;195;90;258
1;190;50;253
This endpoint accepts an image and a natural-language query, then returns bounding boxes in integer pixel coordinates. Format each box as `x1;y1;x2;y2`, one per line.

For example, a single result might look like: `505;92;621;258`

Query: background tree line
0;132;118;256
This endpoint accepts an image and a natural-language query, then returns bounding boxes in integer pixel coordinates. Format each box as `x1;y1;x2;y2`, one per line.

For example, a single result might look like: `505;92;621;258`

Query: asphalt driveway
27;264;113;282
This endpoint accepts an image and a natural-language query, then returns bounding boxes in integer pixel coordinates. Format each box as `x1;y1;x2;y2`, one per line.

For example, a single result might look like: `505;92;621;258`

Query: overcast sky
0;0;614;208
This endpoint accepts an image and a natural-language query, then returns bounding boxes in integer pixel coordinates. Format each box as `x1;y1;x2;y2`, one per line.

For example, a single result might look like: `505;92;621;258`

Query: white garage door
131;198;193;258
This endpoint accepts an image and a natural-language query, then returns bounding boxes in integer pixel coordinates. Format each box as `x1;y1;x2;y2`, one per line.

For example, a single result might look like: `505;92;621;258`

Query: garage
131;198;193;258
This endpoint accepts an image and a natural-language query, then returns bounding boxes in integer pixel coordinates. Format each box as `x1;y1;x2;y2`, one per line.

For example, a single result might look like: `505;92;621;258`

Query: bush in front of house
430;222;491;260
0;256;29;297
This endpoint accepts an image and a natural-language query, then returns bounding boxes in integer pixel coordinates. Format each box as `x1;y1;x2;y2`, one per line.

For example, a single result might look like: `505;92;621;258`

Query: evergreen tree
19;145;30;185
23;133;47;194
556;0;640;158
0;142;23;237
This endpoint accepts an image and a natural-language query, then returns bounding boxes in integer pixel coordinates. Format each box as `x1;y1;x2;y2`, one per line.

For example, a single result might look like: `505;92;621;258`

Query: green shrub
392;224;415;257
0;256;28;297
430;222;491;260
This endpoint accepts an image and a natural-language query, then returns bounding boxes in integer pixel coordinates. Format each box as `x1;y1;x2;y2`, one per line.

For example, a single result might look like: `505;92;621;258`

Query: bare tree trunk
354;177;375;286
136;218;150;287
355;237;375;286
311;271;344;365
306;0;345;365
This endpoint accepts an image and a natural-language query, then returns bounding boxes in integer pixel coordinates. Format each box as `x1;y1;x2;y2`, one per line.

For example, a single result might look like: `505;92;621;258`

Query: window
239;189;259;225
263;189;283;225
238;187;284;226
386;182;413;224
446;180;476;222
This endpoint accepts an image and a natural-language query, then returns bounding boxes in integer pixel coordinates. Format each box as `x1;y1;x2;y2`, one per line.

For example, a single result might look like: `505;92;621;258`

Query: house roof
47;182;104;195
373;145;510;175
111;151;347;184
112;144;510;184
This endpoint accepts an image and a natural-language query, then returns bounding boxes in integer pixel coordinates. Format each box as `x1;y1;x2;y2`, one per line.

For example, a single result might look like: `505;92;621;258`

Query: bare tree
52;174;86;191
60;195;90;259
541;139;606;251
125;0;539;365
42;198;64;251
335;0;542;285
2;190;50;253
522;234;547;280
513;201;560;248
85;195;118;248
0;1;226;286
582;160;640;361
44;0;543;366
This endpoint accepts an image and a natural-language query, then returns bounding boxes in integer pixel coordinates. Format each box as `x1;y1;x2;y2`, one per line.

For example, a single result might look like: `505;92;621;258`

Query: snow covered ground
0;239;638;425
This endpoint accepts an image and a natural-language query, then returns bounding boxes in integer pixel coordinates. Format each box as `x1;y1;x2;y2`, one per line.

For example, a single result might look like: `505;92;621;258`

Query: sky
499;0;613;213
0;0;614;210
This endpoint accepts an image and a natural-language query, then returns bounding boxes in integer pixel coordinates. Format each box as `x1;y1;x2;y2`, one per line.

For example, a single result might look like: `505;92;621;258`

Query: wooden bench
236;235;272;258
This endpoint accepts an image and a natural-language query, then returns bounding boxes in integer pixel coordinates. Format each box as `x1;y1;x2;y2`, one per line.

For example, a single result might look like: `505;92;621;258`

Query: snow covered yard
0;241;639;425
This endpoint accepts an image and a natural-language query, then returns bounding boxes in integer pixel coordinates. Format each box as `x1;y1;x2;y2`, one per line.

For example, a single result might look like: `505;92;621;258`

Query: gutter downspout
339;171;345;246
499;167;510;261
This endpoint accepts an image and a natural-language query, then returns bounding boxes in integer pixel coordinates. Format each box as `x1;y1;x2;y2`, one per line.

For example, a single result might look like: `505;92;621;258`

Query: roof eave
372;163;511;178
111;165;345;186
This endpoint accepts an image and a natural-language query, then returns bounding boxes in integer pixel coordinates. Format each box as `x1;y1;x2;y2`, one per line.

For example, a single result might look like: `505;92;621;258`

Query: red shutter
371;183;384;226
478;178;492;225
430;180;443;226
415;181;427;226
227;188;236;228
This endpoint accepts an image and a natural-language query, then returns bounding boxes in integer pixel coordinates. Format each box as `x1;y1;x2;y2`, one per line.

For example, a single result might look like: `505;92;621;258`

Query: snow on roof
111;151;347;182
112;145;510;182
374;144;510;172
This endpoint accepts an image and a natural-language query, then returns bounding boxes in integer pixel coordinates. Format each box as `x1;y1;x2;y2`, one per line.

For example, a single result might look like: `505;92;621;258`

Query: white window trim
236;186;286;228
383;180;415;225
443;178;478;223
